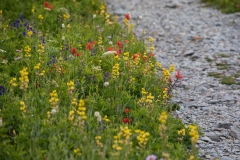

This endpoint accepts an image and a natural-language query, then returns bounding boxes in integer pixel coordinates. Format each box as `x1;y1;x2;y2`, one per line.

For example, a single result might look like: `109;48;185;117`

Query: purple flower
146;154;157;160
0;86;6;96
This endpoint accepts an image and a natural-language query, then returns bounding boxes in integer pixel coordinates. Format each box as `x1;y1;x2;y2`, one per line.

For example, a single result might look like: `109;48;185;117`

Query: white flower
0;118;2;127
62;23;65;28
94;111;100;117
93;14;96;18
102;51;116;57
104;82;109;87
51;108;57;114
62;36;65;41
109;41;113;45
97;116;102;122
0;49;6;53
138;15;143;20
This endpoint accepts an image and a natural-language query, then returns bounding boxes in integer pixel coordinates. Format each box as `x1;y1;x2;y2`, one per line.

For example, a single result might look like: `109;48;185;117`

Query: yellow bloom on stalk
162;68;170;80
149;46;155;52
63;13;70;20
163;88;168;99
135;129;150;147
34;63;41;69
159;111;168;124
123;52;129;61
156;62;162;69
31;6;35;14
77;99;87;120
103;115;110;122
149;37;154;44
20;101;27;112
24;46;31;53
178;129;186;136
188;125;199;144
19;67;29;91
49;90;59;109
38;14;43;20
27;30;33;37
141;88;148;95
112;63;120;78
67;80;75;93
9;78;17;87
169;64;175;73
68;110;75;121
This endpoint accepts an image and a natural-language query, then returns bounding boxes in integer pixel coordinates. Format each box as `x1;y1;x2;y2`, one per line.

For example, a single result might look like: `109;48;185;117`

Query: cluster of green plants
202;0;240;13
0;0;200;159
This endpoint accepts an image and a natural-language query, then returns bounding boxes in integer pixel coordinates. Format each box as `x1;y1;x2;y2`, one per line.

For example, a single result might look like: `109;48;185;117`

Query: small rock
230;123;240;139
183;50;195;57
220;156;235;160
200;136;213;143
205;132;220;142
218;123;233;129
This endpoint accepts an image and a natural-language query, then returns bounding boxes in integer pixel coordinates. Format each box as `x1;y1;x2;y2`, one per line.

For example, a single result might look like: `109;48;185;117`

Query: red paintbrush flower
122;118;130;123
71;47;77;54
44;1;54;10
125;13;130;20
175;70;183;79
44;2;49;7
86;42;92;50
117;41;123;48
124;108;130;114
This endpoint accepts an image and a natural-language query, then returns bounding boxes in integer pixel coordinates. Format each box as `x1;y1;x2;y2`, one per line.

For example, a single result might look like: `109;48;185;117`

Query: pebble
106;0;240;159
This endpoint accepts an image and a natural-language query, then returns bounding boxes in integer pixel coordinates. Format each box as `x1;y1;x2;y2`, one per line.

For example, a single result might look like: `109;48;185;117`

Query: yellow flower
103;115;110;122
38;14;43;20
159;111;168;124
169;64;175;73
63;13;70;19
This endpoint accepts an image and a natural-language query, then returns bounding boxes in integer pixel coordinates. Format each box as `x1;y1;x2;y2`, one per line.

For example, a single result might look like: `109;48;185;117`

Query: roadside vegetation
0;0;200;159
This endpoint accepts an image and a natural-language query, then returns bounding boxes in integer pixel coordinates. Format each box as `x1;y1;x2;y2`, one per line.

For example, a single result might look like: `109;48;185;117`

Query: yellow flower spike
169;64;175;73
38;14;43;20
159;111;168;124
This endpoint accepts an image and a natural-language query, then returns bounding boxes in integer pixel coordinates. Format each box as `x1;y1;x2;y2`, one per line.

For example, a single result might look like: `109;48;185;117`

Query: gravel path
106;0;240;159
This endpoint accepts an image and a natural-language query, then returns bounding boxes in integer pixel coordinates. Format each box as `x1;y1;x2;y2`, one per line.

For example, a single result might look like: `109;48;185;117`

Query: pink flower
175;70;183;79
146;154;157;160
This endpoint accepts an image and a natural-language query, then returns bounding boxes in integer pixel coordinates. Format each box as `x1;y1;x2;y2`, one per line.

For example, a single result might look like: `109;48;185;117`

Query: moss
221;76;237;85
205;57;213;62
208;72;223;78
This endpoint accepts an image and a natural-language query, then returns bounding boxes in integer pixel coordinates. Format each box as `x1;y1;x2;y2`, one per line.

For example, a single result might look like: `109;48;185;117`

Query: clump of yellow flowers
67;80;75;95
77;99;87;120
135;129;150;147
20;101;27;113
112;126;132;156
9;78;17;87
137;88;154;107
24;45;31;58
19;67;29;91
49;90;59;114
112;63;120;78
188;125;199;145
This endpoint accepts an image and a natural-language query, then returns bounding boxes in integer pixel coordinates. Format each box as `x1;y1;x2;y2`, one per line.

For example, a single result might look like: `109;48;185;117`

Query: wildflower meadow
0;0;200;159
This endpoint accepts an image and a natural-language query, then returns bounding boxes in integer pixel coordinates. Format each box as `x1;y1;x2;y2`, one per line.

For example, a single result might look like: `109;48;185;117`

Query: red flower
125;13;130;20
44;2;49;7
122;118;130;123
86;42;92;50
175;70;183;79
150;53;154;57
117;41;123;48
44;1;54;10
91;41;96;45
71;47;77;54
125;40;129;43
124;108;130;114
168;78;172;83
108;47;114;51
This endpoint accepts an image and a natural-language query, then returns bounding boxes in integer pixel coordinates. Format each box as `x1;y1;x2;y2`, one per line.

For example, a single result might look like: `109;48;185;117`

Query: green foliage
202;0;240;13
0;0;199;159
